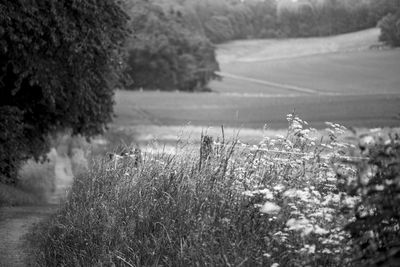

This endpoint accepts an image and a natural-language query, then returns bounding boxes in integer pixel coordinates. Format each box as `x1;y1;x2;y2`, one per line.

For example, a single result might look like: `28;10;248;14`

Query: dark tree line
159;0;400;43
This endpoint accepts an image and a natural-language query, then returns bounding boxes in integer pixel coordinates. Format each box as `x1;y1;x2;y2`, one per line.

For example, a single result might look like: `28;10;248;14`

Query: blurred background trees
123;0;219;91
156;0;399;43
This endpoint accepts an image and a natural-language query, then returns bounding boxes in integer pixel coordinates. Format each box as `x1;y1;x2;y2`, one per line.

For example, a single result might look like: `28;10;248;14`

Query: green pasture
112;28;400;146
114;90;400;130
214;28;400;95
214;50;400;95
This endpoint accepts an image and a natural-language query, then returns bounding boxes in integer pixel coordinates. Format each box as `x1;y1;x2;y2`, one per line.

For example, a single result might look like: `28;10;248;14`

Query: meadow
29;114;400;266
28;28;400;266
112;28;400;147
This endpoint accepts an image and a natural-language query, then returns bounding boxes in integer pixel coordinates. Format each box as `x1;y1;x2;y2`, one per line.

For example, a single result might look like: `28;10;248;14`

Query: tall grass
30;115;374;266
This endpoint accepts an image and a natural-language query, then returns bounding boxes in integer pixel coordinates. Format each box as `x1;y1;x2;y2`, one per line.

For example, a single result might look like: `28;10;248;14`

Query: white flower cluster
235;115;360;265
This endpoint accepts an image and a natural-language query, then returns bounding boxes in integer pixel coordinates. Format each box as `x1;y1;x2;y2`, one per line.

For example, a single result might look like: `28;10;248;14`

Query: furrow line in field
216;71;320;94
132;105;162;126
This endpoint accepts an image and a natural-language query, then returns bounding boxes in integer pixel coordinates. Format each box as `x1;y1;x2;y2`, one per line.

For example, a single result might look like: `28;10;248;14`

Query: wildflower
301;244;316;254
286;218;314;236
243;188;274;199
273;184;285;192
260;202;281;215
283;189;310;202
375;185;384;191
221;218;231;224
242;191;255;197
314;225;329;235
322;248;332;254
359;135;375;148
342;196;359;208
258;188;274;199
283;189;297;198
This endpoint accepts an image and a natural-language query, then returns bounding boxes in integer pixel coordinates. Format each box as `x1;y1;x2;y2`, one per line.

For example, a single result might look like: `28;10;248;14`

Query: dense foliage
158;0;400;43
378;10;400;47
0;0;128;184
345;134;400;265
123;1;219;91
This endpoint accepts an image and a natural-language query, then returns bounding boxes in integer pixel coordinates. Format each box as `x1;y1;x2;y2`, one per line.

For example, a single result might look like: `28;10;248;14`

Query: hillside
216;28;382;64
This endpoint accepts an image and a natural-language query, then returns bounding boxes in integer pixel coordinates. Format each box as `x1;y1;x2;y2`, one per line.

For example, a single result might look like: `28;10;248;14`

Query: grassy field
114;90;400;129
30;114;400;266
112;28;400;147
213;50;400;95
215;28;382;64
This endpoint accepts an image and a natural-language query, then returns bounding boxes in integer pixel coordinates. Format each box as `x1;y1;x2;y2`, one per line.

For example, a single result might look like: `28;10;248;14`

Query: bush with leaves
378;11;400;47
0;0;129;184
0;106;26;184
345;134;400;266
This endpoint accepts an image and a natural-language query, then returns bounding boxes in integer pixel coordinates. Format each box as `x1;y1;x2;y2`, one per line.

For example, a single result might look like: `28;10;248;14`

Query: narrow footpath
0;205;57;267
0;152;75;267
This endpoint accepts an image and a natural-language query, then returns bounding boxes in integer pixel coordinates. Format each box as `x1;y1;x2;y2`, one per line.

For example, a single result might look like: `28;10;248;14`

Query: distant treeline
123;0;399;91
159;0;400;43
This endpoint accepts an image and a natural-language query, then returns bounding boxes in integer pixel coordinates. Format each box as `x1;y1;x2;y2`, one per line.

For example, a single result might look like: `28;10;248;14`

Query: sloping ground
217;28;382;64
213;50;400;95
212;28;400;96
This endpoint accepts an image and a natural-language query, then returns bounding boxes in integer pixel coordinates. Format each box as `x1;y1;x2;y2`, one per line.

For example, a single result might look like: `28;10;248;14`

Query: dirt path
0;152;75;267
0;205;57;267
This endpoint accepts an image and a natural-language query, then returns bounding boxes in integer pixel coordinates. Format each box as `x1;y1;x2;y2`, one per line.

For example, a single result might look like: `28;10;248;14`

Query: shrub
378;11;400;47
17;152;57;203
0;106;26;184
123;1;219;91
345;133;400;265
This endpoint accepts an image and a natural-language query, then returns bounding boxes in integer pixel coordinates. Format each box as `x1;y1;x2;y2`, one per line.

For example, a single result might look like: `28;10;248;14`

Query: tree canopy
123;0;219;91
0;0;129;184
378;9;400;47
